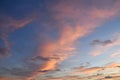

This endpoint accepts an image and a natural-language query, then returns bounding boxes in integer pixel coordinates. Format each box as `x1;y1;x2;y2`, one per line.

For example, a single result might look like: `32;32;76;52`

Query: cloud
1;0;120;79
0;77;18;80
40;0;120;69
0;14;35;58
39;59;57;72
0;15;33;33
91;40;113;46
106;62;120;68
0;47;9;58
35;26;93;73
0;62;40;80
31;56;49;61
27;62;120;80
26;62;120;80
0;34;10;58
49;0;120;24
71;62;120;77
110;49;120;58
74;67;103;75
26;0;120;79
90;34;120;56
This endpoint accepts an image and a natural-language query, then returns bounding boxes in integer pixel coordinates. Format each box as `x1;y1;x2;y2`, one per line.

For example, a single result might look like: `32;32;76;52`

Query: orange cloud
36;26;93;72
106;62;120;68
38;41;57;58
59;26;91;45
74;67;103;75
82;67;103;75
39;59;57;71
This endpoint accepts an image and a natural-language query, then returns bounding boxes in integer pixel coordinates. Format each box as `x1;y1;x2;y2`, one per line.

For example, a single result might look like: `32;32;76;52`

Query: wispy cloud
0;15;33;33
0;15;35;58
72;62;120;76
91;39;113;46
0;34;10;58
106;62;120;68
73;66;103;75
37;62;120;80
90;34;120;56
110;49;120;58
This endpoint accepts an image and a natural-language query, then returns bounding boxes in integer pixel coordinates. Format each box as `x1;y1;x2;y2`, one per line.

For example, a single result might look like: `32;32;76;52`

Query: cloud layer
0;0;120;80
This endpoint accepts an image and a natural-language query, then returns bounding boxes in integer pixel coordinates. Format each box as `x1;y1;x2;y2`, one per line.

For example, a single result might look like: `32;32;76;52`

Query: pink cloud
0;15;35;33
74;67;103;75
0;14;36;58
37;0;120;71
106;62;120;68
110;49;120;58
25;0;120;79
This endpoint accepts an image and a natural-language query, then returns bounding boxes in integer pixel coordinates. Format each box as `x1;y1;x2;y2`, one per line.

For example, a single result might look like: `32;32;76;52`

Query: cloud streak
110;49;120;58
0;15;33;33
0;14;35;58
72;62;120;76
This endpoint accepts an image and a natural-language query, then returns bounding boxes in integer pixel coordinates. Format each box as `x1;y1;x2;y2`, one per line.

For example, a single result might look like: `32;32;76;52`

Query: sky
0;0;120;80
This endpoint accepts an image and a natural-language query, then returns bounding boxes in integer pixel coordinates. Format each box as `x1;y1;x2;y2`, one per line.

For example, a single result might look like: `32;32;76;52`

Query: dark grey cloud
31;56;49;61
91;39;113;46
0;62;39;79
0;47;9;58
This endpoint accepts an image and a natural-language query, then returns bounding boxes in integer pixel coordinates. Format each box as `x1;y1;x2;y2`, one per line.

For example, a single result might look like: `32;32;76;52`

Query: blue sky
0;0;120;80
